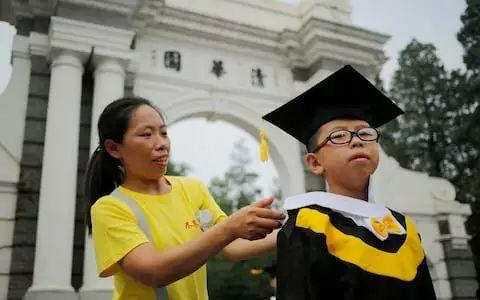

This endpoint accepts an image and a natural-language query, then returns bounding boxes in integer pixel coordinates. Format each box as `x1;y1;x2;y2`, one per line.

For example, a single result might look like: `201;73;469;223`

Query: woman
84;97;284;300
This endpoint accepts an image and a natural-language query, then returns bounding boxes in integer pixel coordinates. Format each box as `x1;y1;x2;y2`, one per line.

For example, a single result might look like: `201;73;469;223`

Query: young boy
262;65;436;299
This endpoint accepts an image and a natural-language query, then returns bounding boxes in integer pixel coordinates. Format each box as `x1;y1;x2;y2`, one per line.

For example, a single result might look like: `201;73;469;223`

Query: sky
348;0;466;89
169;0;468;197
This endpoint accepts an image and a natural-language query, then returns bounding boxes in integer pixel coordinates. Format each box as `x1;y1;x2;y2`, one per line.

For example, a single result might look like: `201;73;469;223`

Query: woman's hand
224;197;285;240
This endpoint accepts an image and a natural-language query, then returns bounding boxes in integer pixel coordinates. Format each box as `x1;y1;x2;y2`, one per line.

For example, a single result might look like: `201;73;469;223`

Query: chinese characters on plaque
158;49;266;87
164;50;181;71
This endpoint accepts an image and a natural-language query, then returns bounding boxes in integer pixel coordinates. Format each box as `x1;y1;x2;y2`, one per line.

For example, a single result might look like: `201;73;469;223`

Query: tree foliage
166;160;190;176
457;0;480;286
209;139;263;214
458;0;480;73
207;139;276;300
381;39;478;204
381;1;480;288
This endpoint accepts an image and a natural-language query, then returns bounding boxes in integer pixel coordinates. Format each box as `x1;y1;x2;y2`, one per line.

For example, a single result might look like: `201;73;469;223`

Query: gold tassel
259;129;269;162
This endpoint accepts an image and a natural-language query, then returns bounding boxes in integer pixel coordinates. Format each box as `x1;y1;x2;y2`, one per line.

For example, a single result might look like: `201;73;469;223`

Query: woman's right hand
224;197;285;240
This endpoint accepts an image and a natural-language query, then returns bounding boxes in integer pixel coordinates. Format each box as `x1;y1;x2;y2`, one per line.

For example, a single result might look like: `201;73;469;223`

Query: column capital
29;32;48;57
12;35;30;60
29;17;135;68
92;45;134;70
51;16;135;67
50;50;85;73
48;16;92;63
93;57;126;77
28;30;90;65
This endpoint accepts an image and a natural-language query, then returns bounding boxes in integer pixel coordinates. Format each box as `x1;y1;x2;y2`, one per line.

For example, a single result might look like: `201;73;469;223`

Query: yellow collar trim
295;208;424;281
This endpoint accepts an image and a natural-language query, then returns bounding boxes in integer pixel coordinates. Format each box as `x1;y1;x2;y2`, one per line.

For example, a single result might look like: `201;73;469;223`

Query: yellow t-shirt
91;176;227;300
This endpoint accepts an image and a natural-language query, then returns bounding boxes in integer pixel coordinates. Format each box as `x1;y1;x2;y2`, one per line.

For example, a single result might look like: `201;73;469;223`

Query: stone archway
133;87;306;199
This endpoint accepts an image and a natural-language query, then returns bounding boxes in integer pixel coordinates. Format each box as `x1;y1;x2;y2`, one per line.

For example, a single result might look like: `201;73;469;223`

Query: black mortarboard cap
262;65;403;145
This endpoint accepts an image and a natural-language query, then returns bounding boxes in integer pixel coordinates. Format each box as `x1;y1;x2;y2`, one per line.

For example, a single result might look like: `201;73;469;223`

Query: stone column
0;35;31;300
90;57;126;149
79;57;126;300
24;51;85;300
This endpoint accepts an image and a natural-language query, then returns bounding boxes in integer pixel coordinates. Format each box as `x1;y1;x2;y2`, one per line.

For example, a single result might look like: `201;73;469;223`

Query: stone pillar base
24;287;78;300
79;289;113;300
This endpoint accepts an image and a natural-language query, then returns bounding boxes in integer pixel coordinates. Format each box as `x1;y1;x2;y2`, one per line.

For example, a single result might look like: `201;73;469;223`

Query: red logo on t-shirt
185;219;200;230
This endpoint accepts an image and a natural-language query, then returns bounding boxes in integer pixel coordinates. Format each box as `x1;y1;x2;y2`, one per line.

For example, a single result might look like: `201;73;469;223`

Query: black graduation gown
276;205;437;300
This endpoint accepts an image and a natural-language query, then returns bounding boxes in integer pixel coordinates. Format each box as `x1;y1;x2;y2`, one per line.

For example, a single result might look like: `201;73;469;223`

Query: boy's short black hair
306;130;321;153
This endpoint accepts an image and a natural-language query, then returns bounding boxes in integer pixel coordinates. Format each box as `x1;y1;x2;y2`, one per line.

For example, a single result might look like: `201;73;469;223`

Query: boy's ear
305;153;324;175
104;139;121;160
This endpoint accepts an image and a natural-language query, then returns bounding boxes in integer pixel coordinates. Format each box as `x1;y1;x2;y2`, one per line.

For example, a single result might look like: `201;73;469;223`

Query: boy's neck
326;178;369;201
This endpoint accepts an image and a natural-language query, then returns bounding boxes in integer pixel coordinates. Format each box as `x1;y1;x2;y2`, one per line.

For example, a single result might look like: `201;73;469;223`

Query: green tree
374;72;387;93
207;255;275;300
166;160;190;176
381;39;477;203
207;139;274;300
457;0;480;286
209;139;262;213
381;33;480;287
458;0;480;73
457;0;480;205
383;40;450;176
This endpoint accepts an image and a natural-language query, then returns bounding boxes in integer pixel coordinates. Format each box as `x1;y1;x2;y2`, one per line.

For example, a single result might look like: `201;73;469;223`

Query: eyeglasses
311;127;379;153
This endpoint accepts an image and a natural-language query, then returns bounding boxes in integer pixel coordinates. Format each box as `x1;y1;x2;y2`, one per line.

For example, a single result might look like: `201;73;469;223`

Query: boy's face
305;118;379;184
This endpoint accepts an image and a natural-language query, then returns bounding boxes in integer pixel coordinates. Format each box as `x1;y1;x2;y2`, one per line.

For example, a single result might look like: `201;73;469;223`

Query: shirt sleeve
91;196;150;277
179;177;227;224
195;179;228;224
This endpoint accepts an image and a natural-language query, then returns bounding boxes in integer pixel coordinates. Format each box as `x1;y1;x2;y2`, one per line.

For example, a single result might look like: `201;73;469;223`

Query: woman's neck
326;177;369;201
122;174;171;195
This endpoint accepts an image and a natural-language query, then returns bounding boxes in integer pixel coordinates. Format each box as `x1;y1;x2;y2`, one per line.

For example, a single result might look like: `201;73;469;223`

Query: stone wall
442;240;478;299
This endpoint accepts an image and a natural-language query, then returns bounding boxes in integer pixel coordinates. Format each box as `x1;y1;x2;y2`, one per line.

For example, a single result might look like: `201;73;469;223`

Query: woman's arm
220;229;279;261
119;198;284;287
